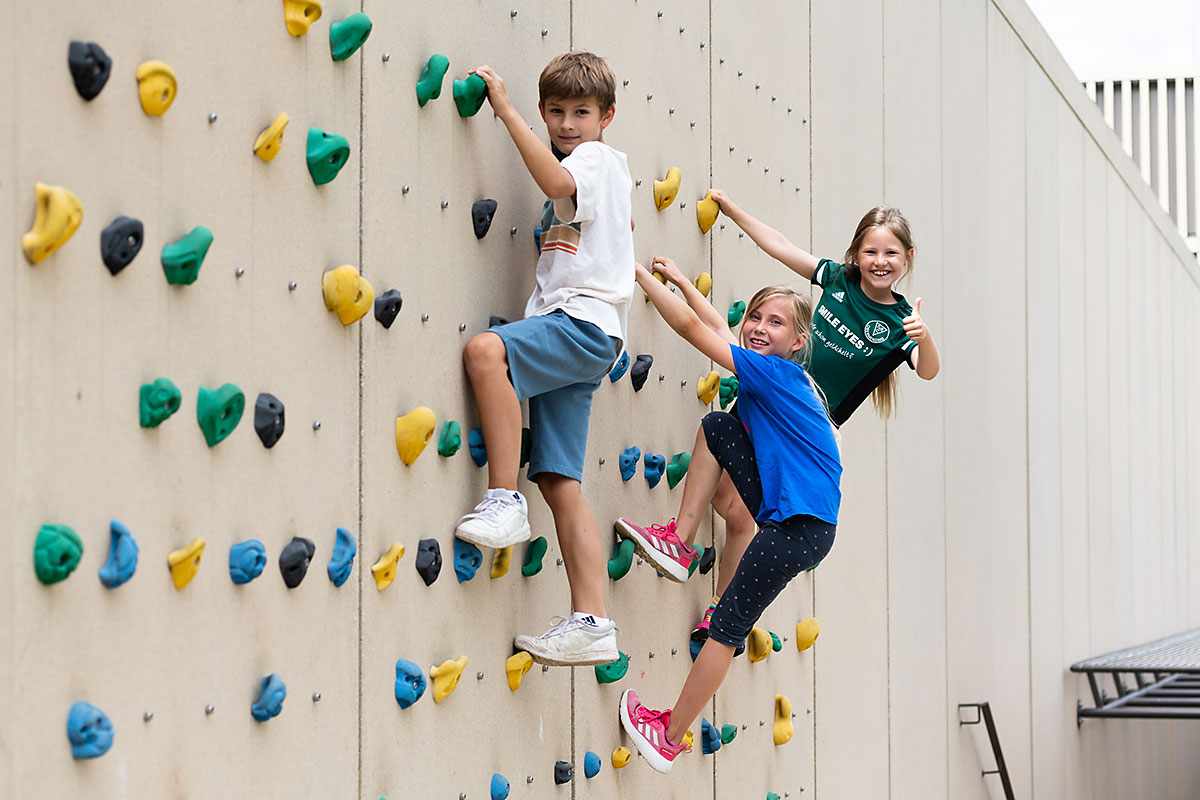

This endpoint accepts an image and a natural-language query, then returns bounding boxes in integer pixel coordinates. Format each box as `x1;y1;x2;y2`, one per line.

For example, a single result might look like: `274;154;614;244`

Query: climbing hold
594;650;629;684
34;524;83;585
452;73;488;117
453;538;482;583
196;383;244;447
282;0;322;35
768;794;780;800
770;631;783;652
533;227;543;251
252;392;286;448
472;199;498;238
252;112;289;162
694;271;713;297
139;378;181;428
437;420;462;457
682;729;696;749
468;428;487;467
719;375;739;409
98;519;138;589
371;542;405;590
607;537;634;580
167;537;205;590
697;371;720;405
67;702;114;759
327;527;357;587
584;750;601;778
322;264;373;324
505;651;533;691
415;538;442;585
748;628;773;663
430;655;468;702
21;183;82;265
630;354;653;391
490;772;511;800
416;54;450;106
229;539;267;584
68;41;112;101
520;427;531;468
306;127;351;185
491;545;513;578
394;659;427;709
521;536;547;577
612;747;631;768
374;289;403;328
696;190;720;233
701;718;721;754
554;761;573;785
666;452;691;489
653;167;682;210
618;446;640;481
100;216;143;275
643;453;665;489
796;617;820;652
161;226;213;285
608;351;630;382
278;536;315;588
395;407;436;465
251;674;287;722
329;12;372;61
689;637;703;662
727;300;746;327
720;723;738;744
697;545;716;574
136;60;177;116
773;695;794;745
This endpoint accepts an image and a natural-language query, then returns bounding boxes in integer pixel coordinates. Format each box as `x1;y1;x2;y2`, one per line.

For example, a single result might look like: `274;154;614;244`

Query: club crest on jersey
864;320;890;344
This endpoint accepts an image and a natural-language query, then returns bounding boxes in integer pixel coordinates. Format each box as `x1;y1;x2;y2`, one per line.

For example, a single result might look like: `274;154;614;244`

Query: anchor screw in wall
313;693;322;702
511;9;517;16
144;711;153;722
288;281;297;291
205;705;214;715
209;113;217;123
402;185;410;194
510;226;517;235
382;53;390;62
542;29;548;36
235;267;244;277
459;323;467;332
313;421;321;431
421;314;429;322
441;200;449;209
598;457;605;465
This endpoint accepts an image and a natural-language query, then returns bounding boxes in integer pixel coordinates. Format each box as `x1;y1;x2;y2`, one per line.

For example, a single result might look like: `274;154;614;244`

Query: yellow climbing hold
796;617;820;652
696;190;720;233
491;546;514;578
136;60;177;116
337;275;373;325
505;651;533;692
748;627;773;663
611;746;631;768
282;0;323;36
697;371;720;405
430;655;468;703
654;167;681;210
167;537;206;590
643;268;668;302
253;113;290;162
322;265;374;325
681;728;695;749
395;407;436;466
21;183;82;265
773;695;793;746
371;543;405;590
693;271;712;297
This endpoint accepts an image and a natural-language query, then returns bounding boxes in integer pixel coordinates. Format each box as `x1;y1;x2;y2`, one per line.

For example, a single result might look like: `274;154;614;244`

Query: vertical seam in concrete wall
937;4;951;798
707;4;717;798
356;4;366;795
807;1;818;797
1021;33;1036;800
879;1;893;797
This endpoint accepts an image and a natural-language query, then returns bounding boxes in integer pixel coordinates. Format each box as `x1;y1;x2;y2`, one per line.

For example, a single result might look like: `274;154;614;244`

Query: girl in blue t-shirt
616;263;842;775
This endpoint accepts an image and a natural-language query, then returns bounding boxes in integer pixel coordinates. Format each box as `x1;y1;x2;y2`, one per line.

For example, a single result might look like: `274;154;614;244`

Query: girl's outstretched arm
903;298;941;379
637;264;735;372
710;189;820;281
650;256;737;344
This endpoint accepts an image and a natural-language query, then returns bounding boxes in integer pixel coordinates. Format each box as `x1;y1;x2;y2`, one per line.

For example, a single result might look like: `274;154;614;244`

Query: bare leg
462;332;522;490
673;424;724;548
665;639;735;743
711;475;758;597
538;474;606;617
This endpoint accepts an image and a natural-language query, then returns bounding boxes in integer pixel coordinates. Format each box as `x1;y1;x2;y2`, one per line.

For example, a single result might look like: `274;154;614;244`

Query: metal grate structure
1071;628;1200;723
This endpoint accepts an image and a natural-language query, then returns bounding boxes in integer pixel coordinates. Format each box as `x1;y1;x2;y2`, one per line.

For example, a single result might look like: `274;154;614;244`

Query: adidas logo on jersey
831;291;845;301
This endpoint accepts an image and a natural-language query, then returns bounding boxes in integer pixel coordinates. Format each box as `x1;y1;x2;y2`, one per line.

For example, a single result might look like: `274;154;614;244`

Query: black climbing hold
489;316;509;328
471;199;498;239
415;538;442;586
554;761;574;785
254;393;286;448
697;544;716;574
279;536;315;588
374;289;403;328
68;41;112;101
100;216;143;276
630;354;653;391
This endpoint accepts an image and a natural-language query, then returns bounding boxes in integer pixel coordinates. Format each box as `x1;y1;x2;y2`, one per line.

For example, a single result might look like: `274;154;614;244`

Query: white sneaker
455;489;531;548
515;614;619;666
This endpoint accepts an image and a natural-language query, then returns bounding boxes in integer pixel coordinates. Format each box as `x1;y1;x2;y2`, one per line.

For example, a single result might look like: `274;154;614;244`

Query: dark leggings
700;411;837;648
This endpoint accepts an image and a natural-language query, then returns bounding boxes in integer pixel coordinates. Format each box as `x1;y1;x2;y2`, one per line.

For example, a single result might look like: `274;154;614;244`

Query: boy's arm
637;264;736;372
903;298;940;379
472;66;576;201
651;256;737;344
710;189;821;281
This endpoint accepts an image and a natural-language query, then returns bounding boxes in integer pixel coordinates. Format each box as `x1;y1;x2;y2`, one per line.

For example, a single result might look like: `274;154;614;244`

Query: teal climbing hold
701;718;721;754
619;446;640;481
196;384;244;447
687;545;704;578
251;674;287;721
306;127;351;186
329;13;372;61
770;631;783;652
666;451;691;489
521;536;547;577
452;73;488;117
490;773;510;800
468;428;487;467
594;651;629;684
34;524;83;585
768;794;781;800
98;519;138;588
643;453;666;488
719;375;739;409
721;723;738;744
161;226;213;285
417;54;450;106
607;537;634;580
139;378;181;427
584;750;601;778
728;300;746;327
437;420;461;457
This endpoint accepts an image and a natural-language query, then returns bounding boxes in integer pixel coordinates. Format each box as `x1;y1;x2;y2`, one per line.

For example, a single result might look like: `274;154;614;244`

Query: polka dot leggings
700;411;837;649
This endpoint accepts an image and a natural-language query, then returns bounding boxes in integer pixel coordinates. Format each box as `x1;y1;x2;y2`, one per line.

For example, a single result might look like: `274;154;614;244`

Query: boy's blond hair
539;51;617;111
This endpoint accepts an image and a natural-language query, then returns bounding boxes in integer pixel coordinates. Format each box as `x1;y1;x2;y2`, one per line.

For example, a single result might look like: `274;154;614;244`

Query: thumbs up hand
902;297;928;344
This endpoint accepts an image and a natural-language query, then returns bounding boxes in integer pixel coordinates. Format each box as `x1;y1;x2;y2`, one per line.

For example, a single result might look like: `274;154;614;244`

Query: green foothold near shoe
306;127;351;186
139;377;181;428
34;524;83;585
437;420;461;457
161;226;213;285
196;384;245;447
452;73;488;117
594;651;629;684
727;300;746;327
416;54;449;106
666;451;691;489
719;375;739;409
329;12;372;61
770;631;782;652
720;723;738;744
521;536;548;577
608;537;634;580
687;545;703;577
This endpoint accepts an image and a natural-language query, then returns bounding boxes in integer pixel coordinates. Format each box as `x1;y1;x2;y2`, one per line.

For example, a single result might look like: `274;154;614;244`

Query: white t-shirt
525;140;635;346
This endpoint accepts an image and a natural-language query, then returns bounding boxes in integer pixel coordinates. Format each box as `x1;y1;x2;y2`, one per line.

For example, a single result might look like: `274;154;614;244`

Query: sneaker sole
513;636;618;667
618;689;675;774
454;520;532;549
614;520;690;583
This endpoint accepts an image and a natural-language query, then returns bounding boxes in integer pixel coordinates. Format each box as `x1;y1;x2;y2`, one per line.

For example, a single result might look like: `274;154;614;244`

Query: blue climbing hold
98;519;138;588
490;773;511;800
251;674;287;721
644;453;666;488
395;659;427;709
327;527;357;587
689;637;703;662
229;539;267;585
584;750;602;778
67;701;114;759
701;717;722;754
453;538;482;583
618;446;641;481
468;428;487;467
608;351;630;382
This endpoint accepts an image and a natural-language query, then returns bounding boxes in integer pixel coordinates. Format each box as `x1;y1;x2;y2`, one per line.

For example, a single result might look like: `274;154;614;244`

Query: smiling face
740;295;807;359
853;225;912;299
539;96;614;154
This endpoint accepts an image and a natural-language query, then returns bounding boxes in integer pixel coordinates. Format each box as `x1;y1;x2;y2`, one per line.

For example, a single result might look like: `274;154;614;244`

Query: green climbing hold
608;538;634;580
594;651;629;684
139;378;181;428
719;375;739;409
767;794;781;800
329;13;372;61
687;545;704;577
161;226;213;285
770;631;782;652
666;452;691;489
520;427;531;468
720;723;738;744
34;524;83;585
452;73;488;117
196;384;245;447
727;300;746;327
416;54;450;106
437;420;461;457
521;536;548;577
306;127;351;186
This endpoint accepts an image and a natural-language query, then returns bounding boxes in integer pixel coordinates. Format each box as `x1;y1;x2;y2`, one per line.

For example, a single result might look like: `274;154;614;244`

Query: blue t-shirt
728;345;842;525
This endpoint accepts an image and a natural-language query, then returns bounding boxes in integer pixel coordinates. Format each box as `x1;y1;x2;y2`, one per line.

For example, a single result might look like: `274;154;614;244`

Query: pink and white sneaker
619;688;688;773
614;518;695;582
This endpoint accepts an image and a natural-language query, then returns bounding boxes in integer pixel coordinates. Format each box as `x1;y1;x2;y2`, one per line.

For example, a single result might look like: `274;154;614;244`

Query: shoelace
474;494;513;520
538;615;572;638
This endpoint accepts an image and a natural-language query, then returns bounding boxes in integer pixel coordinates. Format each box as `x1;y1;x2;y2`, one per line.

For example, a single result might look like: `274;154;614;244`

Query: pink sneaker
614;518;695;582
619;689;688;773
691;604;716;643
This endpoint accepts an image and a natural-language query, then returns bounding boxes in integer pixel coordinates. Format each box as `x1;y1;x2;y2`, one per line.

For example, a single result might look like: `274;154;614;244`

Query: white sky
1024;0;1200;76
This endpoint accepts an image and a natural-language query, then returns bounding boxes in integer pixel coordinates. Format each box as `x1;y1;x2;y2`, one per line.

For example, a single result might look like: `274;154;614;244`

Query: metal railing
958;702;1015;800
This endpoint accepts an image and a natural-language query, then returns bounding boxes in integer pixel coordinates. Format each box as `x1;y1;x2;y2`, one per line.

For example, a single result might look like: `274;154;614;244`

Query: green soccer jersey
808;259;915;426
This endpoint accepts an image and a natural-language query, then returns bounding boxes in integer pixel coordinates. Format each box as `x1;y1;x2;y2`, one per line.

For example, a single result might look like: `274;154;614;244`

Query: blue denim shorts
491;310;622;481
